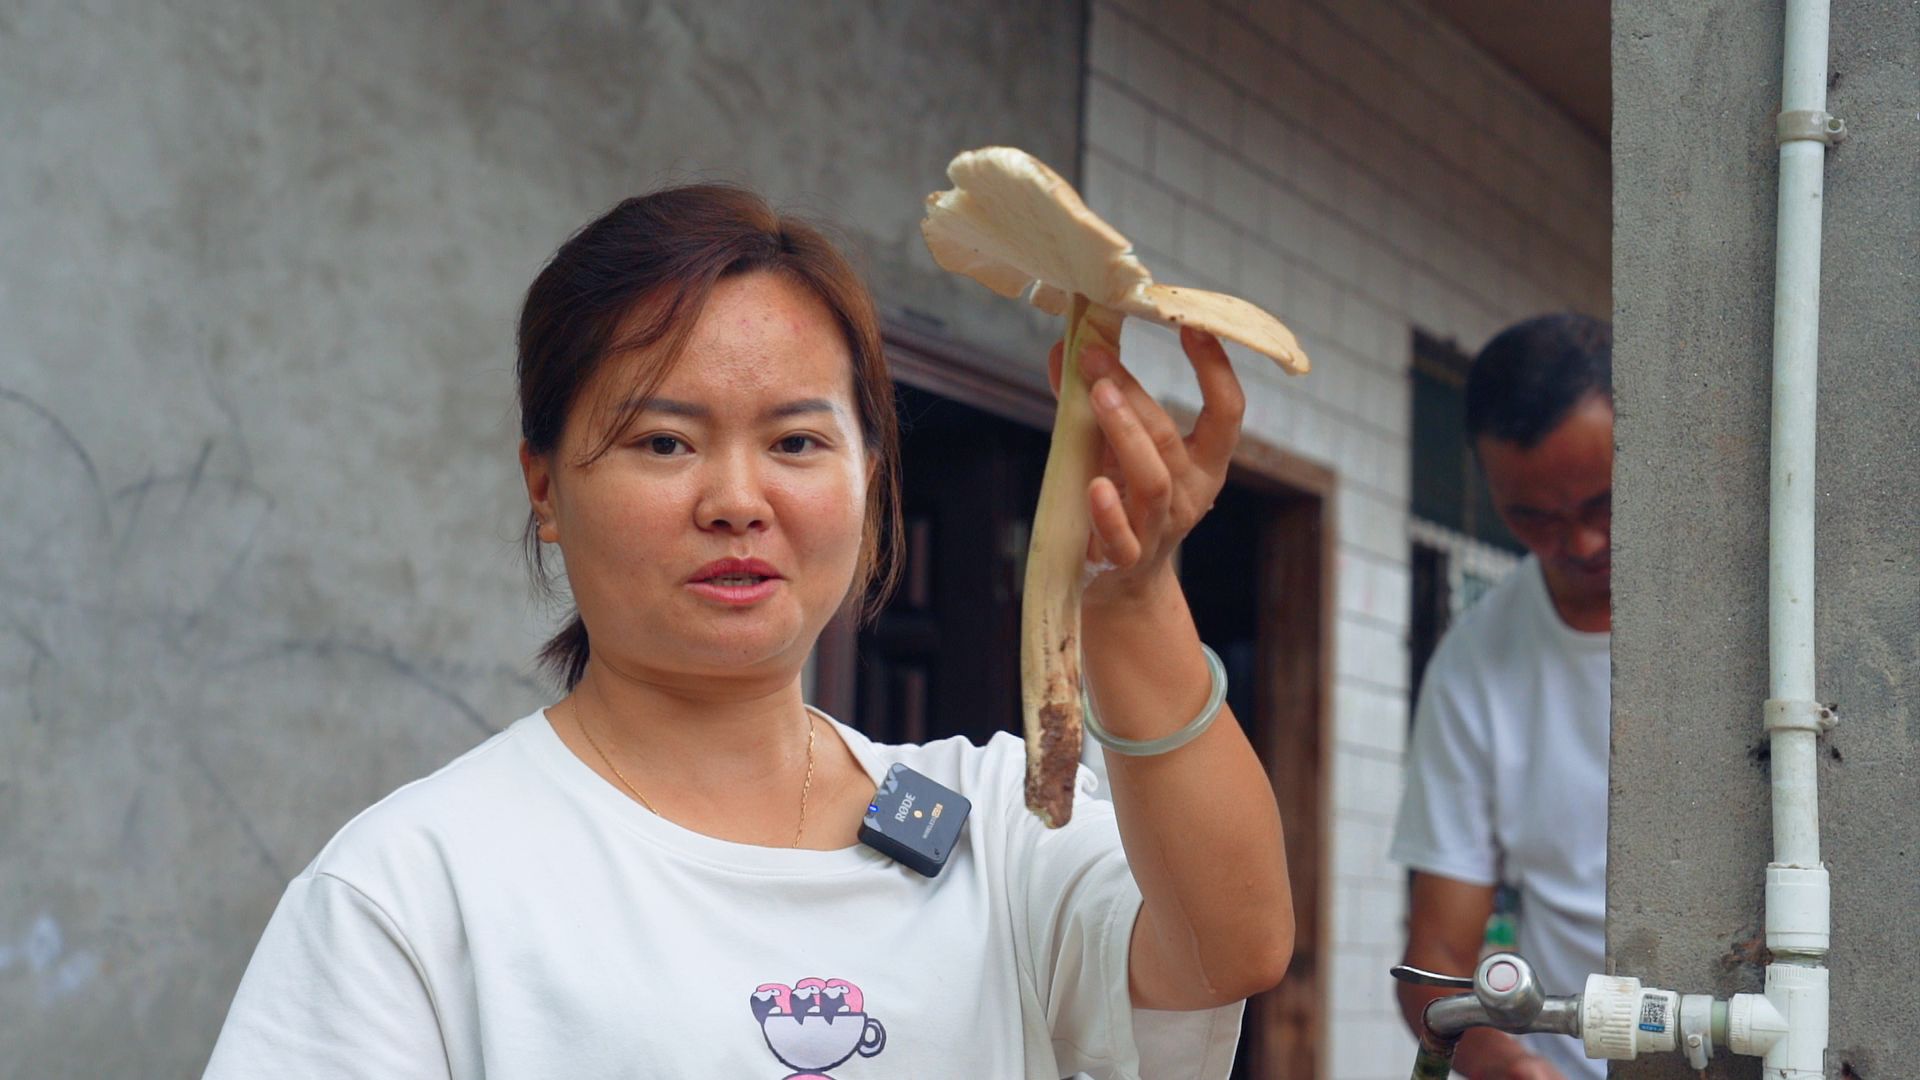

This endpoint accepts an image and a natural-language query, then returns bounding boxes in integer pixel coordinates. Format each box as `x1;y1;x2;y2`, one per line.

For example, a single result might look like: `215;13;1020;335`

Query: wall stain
0;914;100;1006
1718;925;1772;980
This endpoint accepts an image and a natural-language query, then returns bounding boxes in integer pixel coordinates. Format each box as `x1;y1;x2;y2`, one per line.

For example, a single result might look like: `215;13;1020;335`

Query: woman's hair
517;185;903;690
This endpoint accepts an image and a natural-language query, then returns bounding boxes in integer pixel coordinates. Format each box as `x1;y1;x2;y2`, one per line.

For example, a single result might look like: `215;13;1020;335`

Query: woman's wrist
1081;562;1183;624
1079;570;1216;744
1080;568;1197;686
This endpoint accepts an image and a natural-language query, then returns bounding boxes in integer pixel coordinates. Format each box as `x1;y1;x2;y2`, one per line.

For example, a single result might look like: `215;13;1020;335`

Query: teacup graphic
752;978;886;1076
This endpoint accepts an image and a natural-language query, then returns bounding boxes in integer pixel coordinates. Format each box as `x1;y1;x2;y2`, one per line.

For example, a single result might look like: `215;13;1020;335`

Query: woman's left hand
1048;325;1246;608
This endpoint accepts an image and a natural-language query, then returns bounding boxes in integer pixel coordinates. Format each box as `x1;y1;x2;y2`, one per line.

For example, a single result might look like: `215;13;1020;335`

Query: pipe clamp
1777;109;1847;145
1763;698;1835;734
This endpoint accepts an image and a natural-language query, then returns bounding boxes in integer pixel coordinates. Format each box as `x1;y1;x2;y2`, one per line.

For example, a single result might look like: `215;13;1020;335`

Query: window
1408;333;1522;703
1410;332;1524;554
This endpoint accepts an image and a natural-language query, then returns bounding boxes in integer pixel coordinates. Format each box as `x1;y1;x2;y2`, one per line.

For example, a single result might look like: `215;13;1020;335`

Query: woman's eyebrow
764;398;837;420
616;397;839;421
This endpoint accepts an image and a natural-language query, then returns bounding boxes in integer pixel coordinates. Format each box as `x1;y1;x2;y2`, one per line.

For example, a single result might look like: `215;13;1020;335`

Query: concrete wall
0;3;1080;1075
1081;2;1610;1075
1611;1;1917;1076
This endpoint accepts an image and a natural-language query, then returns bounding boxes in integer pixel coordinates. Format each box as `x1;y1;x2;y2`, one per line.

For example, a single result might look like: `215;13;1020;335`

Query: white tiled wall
1081;2;1609;1076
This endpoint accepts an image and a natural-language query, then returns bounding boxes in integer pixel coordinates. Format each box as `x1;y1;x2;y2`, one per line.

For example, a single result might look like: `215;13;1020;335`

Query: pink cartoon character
750;977;886;1078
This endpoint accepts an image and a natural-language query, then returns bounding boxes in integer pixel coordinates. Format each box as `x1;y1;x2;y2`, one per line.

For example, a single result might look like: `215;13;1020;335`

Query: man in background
1391;315;1613;1080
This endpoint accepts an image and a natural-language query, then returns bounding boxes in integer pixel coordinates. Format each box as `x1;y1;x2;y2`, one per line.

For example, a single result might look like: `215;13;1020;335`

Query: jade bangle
1080;643;1228;757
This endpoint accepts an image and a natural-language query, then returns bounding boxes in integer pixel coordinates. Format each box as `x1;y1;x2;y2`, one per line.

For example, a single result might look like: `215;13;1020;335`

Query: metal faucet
1390;952;1788;1075
1390;952;1581;1077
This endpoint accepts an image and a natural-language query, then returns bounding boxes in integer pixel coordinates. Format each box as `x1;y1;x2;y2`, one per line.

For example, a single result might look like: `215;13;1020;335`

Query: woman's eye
644;435;686;456
776;434;819;454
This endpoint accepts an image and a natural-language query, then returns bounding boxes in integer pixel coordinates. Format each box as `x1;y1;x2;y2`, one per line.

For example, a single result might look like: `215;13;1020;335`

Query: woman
205;185;1293;1079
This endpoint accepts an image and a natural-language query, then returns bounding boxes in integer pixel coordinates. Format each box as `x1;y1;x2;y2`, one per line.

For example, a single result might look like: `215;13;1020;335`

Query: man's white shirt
1392;558;1609;1079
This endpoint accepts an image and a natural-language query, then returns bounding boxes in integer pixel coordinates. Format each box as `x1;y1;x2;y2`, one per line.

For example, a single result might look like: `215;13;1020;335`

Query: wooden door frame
881;320;1059;430
1225;422;1336;1080
819;324;1336;1079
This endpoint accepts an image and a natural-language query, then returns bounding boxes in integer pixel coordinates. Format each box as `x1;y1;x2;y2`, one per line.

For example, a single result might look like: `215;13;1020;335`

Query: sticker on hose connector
1638;996;1669;1033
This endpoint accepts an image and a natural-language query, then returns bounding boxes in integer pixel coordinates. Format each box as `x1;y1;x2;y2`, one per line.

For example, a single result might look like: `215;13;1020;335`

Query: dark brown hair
517;185;902;689
1465;313;1612;449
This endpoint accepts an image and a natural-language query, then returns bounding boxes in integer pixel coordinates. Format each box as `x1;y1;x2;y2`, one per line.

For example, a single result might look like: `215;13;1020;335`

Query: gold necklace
570;700;817;848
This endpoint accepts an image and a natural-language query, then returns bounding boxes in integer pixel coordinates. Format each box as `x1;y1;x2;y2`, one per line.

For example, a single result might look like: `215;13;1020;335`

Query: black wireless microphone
859;763;971;877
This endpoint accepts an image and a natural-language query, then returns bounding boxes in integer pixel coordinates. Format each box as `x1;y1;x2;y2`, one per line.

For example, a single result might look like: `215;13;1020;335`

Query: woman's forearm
1082;569;1294;1009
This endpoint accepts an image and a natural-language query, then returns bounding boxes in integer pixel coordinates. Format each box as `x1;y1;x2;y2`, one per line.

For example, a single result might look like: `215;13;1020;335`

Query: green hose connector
1410;1042;1456;1080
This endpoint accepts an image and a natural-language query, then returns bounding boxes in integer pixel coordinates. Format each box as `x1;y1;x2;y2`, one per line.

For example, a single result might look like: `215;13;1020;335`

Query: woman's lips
687;578;782;605
687;558;783;605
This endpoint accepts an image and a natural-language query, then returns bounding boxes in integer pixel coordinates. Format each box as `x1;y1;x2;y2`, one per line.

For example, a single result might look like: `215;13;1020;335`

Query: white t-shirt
205;709;1241;1079
1390;558;1609;1080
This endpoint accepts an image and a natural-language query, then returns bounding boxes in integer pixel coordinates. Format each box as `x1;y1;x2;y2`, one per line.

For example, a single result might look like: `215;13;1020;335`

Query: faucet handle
1390;963;1475;990
1473;953;1546;1026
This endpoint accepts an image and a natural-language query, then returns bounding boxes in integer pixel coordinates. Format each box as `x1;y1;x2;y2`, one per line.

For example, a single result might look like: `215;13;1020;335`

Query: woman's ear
520;441;560;543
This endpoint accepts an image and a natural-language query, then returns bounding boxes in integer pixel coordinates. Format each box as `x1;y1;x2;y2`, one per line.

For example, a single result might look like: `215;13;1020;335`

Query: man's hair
1464;313;1612;449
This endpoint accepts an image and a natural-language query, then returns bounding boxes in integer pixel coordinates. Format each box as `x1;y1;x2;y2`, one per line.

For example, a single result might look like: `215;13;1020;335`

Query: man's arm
1398;872;1563;1080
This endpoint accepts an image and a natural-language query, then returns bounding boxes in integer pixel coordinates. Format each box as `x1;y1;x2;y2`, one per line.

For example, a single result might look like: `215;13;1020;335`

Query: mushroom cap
922;146;1308;375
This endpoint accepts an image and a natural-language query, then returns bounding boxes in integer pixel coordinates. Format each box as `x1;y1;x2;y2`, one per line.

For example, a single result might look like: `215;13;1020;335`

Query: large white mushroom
921;147;1309;826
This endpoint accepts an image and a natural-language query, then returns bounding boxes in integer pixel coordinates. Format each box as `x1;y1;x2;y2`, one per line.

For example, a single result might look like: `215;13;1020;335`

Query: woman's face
530;271;870;687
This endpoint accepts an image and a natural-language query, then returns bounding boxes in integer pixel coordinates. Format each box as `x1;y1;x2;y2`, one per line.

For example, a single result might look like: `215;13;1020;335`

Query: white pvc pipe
1763;1;1834;1076
1768;729;1820;867
1769;2;1828;764
1769;0;1828;883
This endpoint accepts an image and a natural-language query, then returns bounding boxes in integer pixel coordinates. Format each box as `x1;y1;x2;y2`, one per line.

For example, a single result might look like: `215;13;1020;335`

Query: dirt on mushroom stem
1026;662;1082;827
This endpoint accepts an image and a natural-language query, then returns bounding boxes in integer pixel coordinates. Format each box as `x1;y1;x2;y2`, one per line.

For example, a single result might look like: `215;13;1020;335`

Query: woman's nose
697;454;771;534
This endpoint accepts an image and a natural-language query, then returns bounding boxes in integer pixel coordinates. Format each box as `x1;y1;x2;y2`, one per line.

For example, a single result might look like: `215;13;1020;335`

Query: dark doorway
849;383;1051;746
1180;478;1267;746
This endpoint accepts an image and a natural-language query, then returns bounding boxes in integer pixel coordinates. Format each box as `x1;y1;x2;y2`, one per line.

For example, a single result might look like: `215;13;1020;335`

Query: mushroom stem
1023;293;1125;827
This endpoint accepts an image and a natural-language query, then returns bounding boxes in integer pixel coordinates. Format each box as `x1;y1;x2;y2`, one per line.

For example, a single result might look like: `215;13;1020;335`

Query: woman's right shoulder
299;711;552;888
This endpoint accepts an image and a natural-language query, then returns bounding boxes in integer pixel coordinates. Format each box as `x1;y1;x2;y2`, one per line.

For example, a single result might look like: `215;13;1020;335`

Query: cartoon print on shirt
751;976;886;1078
